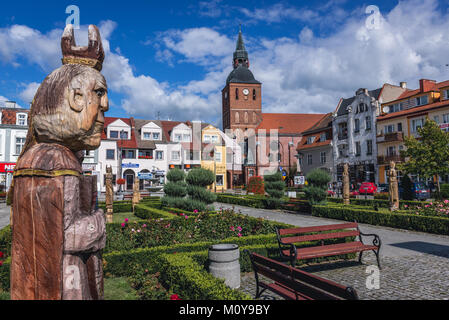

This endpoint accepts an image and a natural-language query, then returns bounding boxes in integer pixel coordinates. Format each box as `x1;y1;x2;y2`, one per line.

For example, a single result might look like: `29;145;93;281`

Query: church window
253;89;256;100
235;112;240;124
235;88;239;100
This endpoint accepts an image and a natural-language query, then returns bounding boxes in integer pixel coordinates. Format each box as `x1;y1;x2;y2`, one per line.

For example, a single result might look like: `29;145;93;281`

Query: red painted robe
10;143;105;300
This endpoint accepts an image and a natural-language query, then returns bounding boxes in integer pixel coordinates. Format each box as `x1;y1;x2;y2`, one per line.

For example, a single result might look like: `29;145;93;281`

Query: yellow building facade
201;124;227;192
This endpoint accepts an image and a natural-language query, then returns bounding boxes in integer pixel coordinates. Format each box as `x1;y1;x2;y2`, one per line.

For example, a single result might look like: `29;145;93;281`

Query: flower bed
312;203;449;235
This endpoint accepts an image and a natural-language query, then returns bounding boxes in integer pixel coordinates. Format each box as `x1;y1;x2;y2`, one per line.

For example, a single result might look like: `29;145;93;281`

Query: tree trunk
436;175;441;198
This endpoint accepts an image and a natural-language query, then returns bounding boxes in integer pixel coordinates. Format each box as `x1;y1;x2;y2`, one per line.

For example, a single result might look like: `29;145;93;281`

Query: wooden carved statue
343;163;350;205
105;165;114;223
10;24;108;300
132;177;140;212
387;161;399;211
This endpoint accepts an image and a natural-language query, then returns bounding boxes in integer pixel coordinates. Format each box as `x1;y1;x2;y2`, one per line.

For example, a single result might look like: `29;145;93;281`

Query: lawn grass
103;277;139;300
0;277;138;300
111;212;143;224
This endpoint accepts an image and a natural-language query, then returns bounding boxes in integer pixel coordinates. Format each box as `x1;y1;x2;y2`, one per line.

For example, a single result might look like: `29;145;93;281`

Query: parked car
358;182;377;195
377;183;389;193
399;182;430;200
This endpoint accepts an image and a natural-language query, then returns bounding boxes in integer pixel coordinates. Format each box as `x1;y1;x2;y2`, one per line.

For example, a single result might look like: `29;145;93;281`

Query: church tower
222;26;262;132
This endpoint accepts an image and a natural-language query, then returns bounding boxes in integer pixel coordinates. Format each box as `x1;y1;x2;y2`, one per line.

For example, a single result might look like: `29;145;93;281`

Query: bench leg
373;250;381;270
358;251;363;264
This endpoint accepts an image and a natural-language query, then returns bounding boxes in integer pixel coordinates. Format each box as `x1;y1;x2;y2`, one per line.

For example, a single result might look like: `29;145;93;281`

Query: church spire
233;25;249;69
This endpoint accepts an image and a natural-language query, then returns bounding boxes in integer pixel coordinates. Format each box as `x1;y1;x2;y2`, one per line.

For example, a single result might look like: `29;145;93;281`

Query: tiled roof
377;100;449;121
336;88;382;117
0;108;29;125
134;119;157;149
101;116;138;149
296;114;333;151
256;113;325;135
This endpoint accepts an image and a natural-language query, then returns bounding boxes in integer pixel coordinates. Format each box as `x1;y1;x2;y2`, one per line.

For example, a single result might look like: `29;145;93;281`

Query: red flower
0;251;3;258
170;294;181;300
0;260;3;267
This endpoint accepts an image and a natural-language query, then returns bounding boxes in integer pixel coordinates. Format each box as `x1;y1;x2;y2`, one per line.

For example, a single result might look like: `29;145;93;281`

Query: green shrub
440;184;449;199
186;185;217;204
304;169;331;205
179;198;207;213
166;168;186;183
163;181;187;198
312;204;449;235
264;172;284;208
186;168;215;187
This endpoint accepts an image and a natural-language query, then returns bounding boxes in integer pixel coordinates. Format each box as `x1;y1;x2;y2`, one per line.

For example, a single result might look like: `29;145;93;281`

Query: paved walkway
215;202;449;300
0;203;9;230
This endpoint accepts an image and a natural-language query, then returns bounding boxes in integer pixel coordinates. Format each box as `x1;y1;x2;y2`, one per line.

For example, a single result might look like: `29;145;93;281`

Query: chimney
419;79;436;93
400;82;407;89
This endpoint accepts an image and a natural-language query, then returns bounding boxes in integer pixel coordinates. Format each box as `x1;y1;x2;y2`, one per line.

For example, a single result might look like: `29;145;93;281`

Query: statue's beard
33;113;103;151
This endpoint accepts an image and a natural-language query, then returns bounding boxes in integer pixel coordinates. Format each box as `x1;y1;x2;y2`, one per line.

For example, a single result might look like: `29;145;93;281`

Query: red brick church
222;27;325;186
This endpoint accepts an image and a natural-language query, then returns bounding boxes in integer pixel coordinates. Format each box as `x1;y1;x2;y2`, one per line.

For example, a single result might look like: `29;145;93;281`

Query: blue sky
1;0;449;128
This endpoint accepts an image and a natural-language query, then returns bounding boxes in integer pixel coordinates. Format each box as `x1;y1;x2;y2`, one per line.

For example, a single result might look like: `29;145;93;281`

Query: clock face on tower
242;88;249;96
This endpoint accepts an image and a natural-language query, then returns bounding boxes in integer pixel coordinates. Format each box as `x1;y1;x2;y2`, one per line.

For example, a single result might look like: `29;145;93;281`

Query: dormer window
416;95;428;106
320;133;327;142
109;131;119;139
307;136;315;144
16;113;27;126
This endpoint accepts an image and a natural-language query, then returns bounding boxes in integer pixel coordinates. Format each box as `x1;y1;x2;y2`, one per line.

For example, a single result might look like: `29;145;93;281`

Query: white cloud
19;82;40;104
3;0;449;124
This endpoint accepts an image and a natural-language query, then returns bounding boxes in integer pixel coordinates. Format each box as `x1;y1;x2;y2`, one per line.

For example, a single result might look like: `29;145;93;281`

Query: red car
359;182;377;195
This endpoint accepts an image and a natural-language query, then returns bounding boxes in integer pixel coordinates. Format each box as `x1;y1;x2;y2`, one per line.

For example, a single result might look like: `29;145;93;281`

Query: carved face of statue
67;68;109;149
32;65;109;152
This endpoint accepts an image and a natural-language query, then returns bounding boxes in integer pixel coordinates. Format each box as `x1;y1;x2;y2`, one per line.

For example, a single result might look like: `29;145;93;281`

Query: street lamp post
232;135;236;191
288;140;294;187
278;126;283;171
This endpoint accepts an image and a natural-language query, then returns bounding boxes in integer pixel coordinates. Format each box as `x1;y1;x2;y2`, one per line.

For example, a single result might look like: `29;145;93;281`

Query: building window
216;175;224;186
307;154;312;165
153;132;160;140
320;152;326;164
443;114;449;124
354;119;360;133
387;146;396;156
235;112;240;124
235;88;239;100
215;151;222;162
307;136;315;144
320;133;327;142
171;151;180;161
17;113;27;126
138;150;153;159
355;141;361;156
106;149;115;160
397;122;403;132
365;116;372;130
411;118;424;133
253;89;256;100
15;137;25;155
109;130;118;139
367;140;373;155
122;149;135;159
416;95;428;106
143;132;151;140
183;134;191;142
443;89;449;100
174;134;182;142
338;122;348;140
156;151;164;160
384;124;395;134
120;131;128;139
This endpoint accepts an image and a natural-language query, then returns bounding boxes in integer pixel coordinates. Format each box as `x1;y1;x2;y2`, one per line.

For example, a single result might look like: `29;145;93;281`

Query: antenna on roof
156;111;161;120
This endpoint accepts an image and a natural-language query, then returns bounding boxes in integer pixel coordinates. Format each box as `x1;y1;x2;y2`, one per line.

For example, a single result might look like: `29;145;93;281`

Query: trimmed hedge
327;197;424;209
134;204;176;220
312;204;449;235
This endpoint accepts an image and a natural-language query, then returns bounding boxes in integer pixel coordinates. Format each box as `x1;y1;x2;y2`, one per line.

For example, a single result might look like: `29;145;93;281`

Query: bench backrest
277;222;360;244
249;252;358;300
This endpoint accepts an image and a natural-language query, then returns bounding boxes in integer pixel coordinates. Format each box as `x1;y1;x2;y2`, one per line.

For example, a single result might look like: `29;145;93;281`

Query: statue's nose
100;94;109;112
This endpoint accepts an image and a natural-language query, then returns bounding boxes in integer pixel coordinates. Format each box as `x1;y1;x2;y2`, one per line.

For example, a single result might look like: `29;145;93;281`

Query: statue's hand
64;209;106;253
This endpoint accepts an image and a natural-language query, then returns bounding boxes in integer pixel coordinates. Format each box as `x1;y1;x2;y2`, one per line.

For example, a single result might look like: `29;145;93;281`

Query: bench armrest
275;227;298;265
358;230;381;249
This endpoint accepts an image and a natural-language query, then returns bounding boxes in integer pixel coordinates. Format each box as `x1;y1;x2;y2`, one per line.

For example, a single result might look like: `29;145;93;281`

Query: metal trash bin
208;244;240;289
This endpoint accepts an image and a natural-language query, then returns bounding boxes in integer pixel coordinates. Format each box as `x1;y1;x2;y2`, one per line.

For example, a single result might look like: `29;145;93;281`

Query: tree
162;168;187;208
398;120;449;195
304;168;331;204
401;174;414;200
263;171;285;208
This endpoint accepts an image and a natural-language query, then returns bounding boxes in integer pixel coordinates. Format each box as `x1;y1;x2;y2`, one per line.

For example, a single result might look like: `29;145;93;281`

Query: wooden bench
246;251;359;300
275;222;381;268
